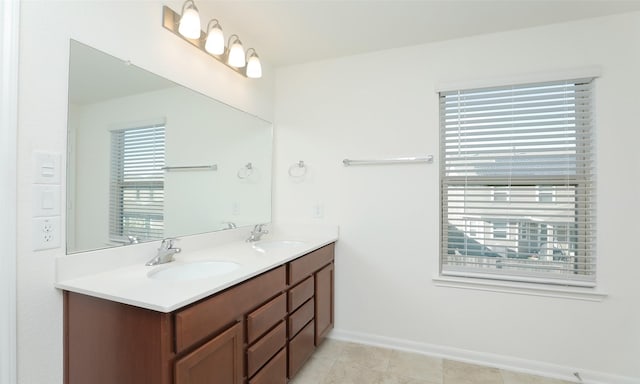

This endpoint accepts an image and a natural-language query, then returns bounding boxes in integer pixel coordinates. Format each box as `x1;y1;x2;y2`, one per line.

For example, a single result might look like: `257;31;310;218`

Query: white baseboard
328;329;639;384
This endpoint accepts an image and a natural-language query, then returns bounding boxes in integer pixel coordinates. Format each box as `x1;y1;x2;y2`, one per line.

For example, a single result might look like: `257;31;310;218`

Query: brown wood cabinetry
247;293;286;344
285;243;336;379
175;322;243;384
288;320;315;378
315;263;334;345
248;348;287;384
64;291;173;384
64;242;335;384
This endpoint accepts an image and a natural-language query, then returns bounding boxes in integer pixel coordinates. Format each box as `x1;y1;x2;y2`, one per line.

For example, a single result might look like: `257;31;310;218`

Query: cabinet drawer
288;298;314;339
288;243;335;285
287;276;314;312
175;266;286;353
288;320;315;379
247;293;286;344
247;321;286;378
249;347;287;384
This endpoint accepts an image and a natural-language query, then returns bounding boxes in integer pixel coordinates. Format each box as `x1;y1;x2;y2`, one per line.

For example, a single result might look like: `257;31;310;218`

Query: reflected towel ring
288;160;307;178
237;162;253;179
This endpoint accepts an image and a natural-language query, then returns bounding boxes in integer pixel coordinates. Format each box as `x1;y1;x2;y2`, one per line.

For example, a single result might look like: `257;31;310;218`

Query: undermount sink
148;261;240;281
252;240;307;253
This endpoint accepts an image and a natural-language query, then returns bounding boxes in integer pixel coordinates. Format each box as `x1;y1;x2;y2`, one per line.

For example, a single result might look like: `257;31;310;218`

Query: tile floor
290;339;575;384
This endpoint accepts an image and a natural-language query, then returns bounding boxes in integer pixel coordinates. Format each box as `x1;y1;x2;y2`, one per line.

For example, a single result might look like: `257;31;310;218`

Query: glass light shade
205;25;225;55
246;54;262;78
228;41;246;68
178;5;201;39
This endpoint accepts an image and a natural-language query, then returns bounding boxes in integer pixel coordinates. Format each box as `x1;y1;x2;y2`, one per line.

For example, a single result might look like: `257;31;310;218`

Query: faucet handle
160;238;177;249
254;223;268;232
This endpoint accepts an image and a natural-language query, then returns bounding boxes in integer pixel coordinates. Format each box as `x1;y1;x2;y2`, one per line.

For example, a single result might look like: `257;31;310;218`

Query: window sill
432;276;608;302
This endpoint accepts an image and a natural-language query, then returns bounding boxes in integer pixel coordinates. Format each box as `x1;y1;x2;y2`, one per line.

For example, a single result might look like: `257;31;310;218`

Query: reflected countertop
55;223;338;313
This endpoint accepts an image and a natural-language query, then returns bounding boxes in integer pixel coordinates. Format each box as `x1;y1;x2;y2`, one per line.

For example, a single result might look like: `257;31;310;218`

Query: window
110;123;165;243
492;187;509;202
537;186;555;202
492;221;507;239
440;78;596;286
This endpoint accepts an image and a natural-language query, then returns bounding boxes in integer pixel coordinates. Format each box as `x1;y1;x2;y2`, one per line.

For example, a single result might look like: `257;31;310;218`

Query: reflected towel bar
161;165;218;172
342;156;433;166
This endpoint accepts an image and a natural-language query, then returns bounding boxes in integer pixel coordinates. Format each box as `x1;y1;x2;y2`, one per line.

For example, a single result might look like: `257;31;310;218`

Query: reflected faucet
223;222;237;229
146;238;181;266
246;224;269;242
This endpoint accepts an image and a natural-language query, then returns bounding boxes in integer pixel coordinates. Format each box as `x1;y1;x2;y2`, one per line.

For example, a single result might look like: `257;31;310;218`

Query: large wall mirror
67;40;272;254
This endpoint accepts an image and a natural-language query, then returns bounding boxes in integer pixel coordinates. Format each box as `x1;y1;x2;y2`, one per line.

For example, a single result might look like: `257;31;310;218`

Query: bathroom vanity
61;40;336;384
63;242;335;384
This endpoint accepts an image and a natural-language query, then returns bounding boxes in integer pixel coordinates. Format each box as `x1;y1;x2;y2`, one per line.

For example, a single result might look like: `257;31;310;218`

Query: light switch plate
33;151;61;184
32;185;61;217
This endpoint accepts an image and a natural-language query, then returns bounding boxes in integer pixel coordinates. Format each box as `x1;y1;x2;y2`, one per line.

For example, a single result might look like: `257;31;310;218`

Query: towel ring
288;160;307;178
237;163;253;179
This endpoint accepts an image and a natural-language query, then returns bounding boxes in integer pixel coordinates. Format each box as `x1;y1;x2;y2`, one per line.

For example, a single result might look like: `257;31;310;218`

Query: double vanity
60;40;332;384
57;226;338;384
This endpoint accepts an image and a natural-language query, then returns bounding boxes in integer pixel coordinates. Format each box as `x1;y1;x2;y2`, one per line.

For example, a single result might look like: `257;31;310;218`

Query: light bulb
204;21;225;55
227;37;245;68
246;51;262;78
178;1;201;39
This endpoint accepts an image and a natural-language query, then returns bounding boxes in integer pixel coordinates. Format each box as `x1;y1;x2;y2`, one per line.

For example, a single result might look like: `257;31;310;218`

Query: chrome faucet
146;238;181;266
246;224;269;242
223;221;237;229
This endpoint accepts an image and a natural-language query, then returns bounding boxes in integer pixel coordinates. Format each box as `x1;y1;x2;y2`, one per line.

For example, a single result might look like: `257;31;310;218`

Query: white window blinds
110;123;165;242
440;78;596;287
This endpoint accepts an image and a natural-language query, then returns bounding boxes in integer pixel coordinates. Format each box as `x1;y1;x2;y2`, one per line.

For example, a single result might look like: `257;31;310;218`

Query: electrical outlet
32;216;61;251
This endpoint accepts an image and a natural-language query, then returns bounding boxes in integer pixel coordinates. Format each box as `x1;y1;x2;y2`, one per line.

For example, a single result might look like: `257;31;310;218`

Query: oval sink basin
252;240;307;253
148;261;240;281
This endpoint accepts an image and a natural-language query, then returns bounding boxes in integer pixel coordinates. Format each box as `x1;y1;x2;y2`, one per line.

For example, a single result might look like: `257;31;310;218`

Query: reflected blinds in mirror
110;123;166;243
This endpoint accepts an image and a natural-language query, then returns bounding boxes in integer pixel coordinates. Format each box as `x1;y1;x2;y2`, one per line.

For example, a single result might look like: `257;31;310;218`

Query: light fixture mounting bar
162;6;247;78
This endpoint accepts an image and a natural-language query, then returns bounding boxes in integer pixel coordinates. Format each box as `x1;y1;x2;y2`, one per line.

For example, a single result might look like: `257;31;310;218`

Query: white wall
274;12;640;383
17;1;274;383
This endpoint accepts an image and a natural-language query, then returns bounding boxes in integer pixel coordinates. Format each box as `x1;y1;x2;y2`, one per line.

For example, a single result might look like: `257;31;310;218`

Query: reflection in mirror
67;40;272;254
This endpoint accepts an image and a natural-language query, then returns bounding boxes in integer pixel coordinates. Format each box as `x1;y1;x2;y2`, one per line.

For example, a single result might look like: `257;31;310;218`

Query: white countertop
56;224;338;313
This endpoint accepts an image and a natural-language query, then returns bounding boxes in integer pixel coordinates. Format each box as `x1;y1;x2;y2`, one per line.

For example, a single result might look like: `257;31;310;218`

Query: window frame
109;122;166;244
439;77;596;287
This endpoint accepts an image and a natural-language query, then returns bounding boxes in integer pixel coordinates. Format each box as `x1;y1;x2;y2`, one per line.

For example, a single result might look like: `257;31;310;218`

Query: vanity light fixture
204;19;225;55
227;35;246;68
162;1;262;78
178;0;201;39
245;48;262;79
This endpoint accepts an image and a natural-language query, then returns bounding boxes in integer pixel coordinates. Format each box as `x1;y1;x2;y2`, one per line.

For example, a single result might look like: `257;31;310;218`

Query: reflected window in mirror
110;123;166;244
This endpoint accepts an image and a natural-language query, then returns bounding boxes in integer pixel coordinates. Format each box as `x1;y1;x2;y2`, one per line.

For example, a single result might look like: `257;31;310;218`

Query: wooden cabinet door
288;320;315;379
315;263;334;345
175;322;243;384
